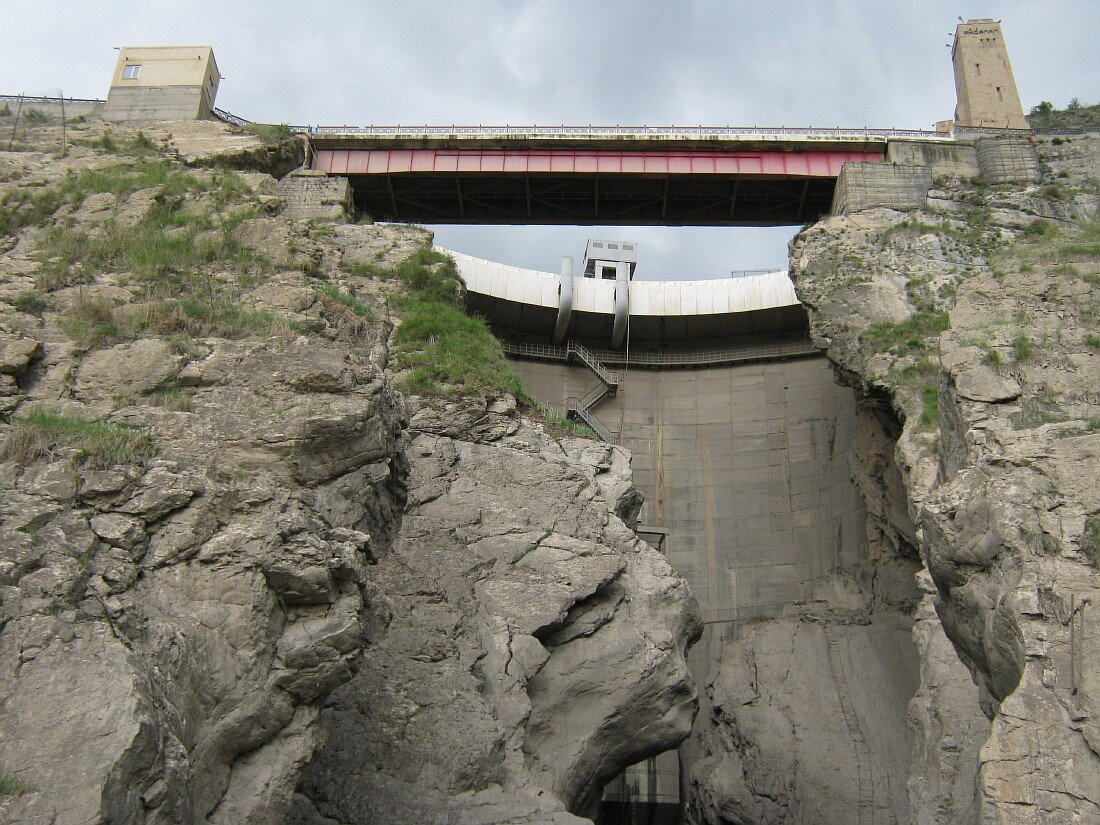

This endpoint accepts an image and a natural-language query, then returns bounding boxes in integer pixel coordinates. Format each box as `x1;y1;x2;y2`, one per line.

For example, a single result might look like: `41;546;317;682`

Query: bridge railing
301;124;953;141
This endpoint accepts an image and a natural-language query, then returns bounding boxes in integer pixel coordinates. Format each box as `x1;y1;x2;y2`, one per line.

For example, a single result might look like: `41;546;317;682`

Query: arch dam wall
511;356;867;627
441;249;872;656
444;249;905;818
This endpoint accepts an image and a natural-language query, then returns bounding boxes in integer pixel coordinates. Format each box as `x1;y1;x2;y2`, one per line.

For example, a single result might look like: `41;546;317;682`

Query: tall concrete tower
952;19;1029;129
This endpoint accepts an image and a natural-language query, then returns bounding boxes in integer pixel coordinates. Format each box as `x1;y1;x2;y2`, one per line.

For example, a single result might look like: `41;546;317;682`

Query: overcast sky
4;1;1097;279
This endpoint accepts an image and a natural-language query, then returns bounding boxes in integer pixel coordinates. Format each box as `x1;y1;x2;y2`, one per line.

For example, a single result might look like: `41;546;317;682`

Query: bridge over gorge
302;124;956;225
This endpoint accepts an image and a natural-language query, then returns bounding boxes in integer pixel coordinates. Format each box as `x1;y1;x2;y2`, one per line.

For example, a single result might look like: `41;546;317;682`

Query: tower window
123;64;142;79
996;87;1004;102
974;63;981;76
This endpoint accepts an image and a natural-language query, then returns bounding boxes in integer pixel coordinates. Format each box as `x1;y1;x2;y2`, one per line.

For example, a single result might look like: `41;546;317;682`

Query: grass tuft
862;310;950;357
918;385;939;429
0;772;32;797
385;248;527;397
1012;333;1034;361
1;411;155;468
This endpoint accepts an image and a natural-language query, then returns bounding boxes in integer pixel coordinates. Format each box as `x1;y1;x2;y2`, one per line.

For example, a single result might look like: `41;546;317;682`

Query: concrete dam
443;243;892;819
446;246;867;622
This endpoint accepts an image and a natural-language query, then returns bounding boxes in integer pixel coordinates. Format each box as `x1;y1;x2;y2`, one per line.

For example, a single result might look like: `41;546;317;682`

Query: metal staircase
565;341;618;442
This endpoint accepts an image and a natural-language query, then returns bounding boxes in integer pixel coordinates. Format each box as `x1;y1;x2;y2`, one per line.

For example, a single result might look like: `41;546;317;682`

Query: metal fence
0;94;105;106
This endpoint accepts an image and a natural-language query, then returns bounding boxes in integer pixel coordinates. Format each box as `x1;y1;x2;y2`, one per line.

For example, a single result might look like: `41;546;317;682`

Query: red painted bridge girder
313;148;881;177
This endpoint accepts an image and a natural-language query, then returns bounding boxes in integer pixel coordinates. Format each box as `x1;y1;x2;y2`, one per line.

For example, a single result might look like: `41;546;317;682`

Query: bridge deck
303;124;949;225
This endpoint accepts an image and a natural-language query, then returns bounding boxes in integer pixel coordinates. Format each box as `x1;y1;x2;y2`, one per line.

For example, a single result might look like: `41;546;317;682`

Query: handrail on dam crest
501;339;819;369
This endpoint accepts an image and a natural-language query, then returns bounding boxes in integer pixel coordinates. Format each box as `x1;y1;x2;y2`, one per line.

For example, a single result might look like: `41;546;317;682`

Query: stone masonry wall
975;135;1041;184
831;162;933;215
278;171;355;223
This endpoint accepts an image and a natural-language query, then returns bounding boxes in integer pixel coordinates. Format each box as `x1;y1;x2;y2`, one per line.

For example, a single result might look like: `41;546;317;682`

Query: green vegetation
918;385;939;429
60;292;287;348
1;160;206;236
5;159;286;348
79;129;159;157
317;284;376;322
1085;334;1100;350
317;284;377;342
1083;517;1100;567
145;378;192;411
36;201;262;290
1022;219;1053;239
1012;333;1034;361
0;772;32;797
981;343;1002;366
878;219;938;249
387;248;527;397
535;406;599;440
1028;99;1100;131
861;309;950;357
13;291;48;315
243;123;295;143
0;410;155;467
22;108;48;124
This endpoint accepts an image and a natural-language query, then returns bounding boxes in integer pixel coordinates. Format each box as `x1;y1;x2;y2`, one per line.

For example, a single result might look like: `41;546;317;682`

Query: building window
123;64;142;79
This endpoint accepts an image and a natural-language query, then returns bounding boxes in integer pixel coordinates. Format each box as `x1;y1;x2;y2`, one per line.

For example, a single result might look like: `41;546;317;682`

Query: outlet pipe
611;260;630;349
553;256;574;345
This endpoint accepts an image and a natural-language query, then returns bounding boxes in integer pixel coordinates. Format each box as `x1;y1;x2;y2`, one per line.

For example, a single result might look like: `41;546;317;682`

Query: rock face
0;118;700;824
289;422;699;825
687;131;1100;825
0;340;406;824
791;134;1099;823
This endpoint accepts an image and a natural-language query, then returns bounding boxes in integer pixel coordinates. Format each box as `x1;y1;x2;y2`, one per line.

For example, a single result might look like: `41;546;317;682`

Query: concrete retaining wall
975;135;1041;183
278;170;354;222
886;140;980;180
831;162;933;214
104;86;211;121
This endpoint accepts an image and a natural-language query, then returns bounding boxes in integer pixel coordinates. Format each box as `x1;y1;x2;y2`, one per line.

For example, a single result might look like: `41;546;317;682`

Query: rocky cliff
688;132;1100;823
0;118;699;824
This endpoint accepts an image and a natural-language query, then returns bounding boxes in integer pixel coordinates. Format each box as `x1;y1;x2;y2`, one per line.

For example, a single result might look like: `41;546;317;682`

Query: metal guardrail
213;107;252;127
0;94;105;106
302;124;953;141
501;339;819;369
729;268;783;279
